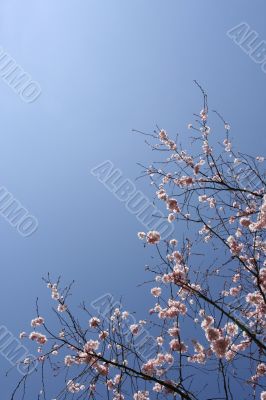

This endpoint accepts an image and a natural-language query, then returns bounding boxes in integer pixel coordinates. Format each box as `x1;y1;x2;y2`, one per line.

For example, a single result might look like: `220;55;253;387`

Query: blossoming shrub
11;86;266;400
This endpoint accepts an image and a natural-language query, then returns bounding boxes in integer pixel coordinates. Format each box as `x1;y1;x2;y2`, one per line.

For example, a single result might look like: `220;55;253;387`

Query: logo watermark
0;46;41;103
91;160;174;240
0;325;37;375
227;22;266;74
0;186;38;237
231;158;264;192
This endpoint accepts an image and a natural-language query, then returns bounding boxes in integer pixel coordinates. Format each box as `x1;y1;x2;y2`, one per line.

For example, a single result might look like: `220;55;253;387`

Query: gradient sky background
0;0;266;397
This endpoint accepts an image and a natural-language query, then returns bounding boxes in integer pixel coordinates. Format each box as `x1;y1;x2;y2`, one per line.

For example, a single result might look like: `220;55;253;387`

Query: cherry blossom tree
10;83;266;400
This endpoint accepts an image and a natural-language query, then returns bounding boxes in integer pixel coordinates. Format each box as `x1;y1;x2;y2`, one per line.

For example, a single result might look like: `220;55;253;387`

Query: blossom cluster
13;100;266;400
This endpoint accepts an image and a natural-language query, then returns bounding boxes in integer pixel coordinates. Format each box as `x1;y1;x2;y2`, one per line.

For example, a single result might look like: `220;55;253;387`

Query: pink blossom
156;188;168;201
122;311;129;319
84;340;99;352
142;360;157;375
168;326;180;337
201;315;214;329
239;217;251;227
257;363;266;376
225;323;238;337
29;332;47;345
67;380;85;393
31;317;44;327
199;195;208;202
99;330;109;340
259;268;266;291
205;328;221;341
57;304;67;312
188;352;206;364
50;284;60;300
64;355;75;366
89;317;100;328
133;390;149;400
156;336;164;346
146;231;160;244
232;273;240;282
200;109;208;121
96;363;109;376
153;383;163;392
226;235;244;255
207;197;216;208
130;324;139;335
166;198;180;213
19;332;27;339
159;129;167;141
175;176;194;187
223;139;232;152
151;287;161;297
169;339;187;352
202;140;212;154
169;239;177;246
168;213;175;223
164;353;174;364
211;337;231;358
113;392;125;400
250;195;266;231
106;379;114;390
229;286;241;296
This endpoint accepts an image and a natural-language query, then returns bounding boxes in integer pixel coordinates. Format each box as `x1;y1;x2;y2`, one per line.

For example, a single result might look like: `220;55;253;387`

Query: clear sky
0;0;266;397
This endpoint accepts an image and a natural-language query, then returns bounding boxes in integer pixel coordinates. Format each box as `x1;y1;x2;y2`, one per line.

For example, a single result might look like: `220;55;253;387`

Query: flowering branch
10;85;266;400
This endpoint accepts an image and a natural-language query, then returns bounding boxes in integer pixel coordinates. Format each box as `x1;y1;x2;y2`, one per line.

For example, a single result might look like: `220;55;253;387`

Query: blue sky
0;0;266;397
